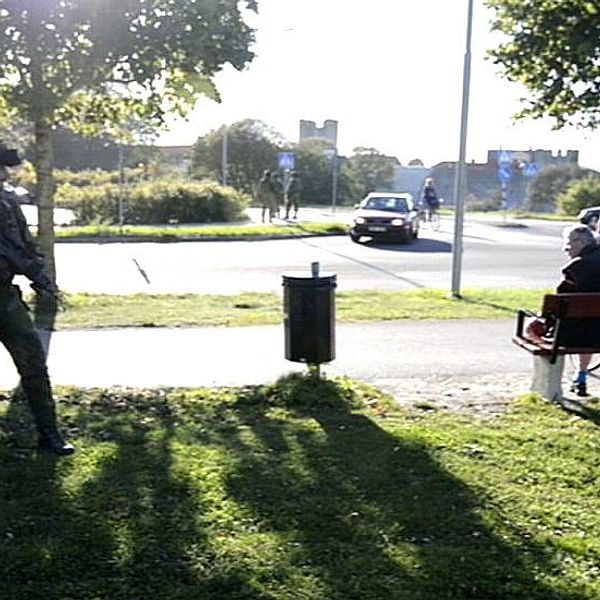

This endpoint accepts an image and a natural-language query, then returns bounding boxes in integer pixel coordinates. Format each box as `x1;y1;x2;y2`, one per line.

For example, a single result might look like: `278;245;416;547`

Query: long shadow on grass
205;375;587;600
457;295;517;316
560;397;600;426
0;381;590;599
0;389;271;600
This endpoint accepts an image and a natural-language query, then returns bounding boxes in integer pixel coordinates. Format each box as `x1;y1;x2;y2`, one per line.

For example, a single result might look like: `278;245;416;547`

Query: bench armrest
516;309;541;338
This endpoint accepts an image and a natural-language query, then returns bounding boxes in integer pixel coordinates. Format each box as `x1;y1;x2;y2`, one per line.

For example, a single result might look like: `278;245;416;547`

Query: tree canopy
345;147;397;198
487;0;600;128
0;0;256;284
0;0;256;132
189;132;401;206
526;164;593;211
557;175;600;215
190;119;284;196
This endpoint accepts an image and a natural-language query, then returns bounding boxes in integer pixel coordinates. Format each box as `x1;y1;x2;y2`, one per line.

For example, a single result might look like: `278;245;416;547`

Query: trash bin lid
282;272;336;287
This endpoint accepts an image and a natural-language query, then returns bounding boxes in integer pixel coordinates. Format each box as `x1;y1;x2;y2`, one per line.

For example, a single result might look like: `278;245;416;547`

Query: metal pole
118;144;124;234
450;0;474;298
221;128;228;186
331;150;338;214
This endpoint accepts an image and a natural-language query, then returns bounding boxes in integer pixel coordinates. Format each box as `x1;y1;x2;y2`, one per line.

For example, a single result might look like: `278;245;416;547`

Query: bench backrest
541;293;600;319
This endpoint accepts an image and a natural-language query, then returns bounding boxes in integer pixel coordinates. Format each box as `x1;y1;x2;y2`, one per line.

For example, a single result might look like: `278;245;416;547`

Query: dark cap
0;140;21;167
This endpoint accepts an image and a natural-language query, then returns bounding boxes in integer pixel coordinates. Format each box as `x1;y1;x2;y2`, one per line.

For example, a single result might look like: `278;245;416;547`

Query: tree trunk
12;121;57;402
32;120;58;330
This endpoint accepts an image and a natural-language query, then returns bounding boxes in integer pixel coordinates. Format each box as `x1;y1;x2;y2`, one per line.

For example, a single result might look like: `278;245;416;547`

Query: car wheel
401;227;414;243
350;233;361;243
412;225;419;239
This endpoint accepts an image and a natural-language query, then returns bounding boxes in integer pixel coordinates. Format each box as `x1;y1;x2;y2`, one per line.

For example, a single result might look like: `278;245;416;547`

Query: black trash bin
282;268;336;365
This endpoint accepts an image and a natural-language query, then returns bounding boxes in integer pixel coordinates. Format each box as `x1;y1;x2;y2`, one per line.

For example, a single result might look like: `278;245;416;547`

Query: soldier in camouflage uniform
0;140;74;455
258;170;280;223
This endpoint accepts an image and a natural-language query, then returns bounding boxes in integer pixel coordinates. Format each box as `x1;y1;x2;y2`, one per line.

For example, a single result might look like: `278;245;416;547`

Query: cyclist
421;177;440;222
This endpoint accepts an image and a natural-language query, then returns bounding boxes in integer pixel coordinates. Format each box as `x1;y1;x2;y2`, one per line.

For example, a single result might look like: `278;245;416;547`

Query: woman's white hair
563;224;597;246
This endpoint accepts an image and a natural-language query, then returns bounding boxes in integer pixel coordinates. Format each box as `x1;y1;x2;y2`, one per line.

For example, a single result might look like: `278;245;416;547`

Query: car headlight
354;217;366;225
391;218;405;226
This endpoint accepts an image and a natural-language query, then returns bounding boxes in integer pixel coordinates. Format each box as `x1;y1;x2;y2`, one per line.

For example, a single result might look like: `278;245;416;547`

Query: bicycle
419;205;441;231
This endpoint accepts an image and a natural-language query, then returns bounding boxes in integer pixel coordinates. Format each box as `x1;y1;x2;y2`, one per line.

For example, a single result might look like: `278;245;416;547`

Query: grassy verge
50;288;552;329
1;376;599;598
54;221;347;240
467;210;573;222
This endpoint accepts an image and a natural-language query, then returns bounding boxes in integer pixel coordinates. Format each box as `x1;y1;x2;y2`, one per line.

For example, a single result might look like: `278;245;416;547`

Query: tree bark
12;120;57;402
32;119;57;330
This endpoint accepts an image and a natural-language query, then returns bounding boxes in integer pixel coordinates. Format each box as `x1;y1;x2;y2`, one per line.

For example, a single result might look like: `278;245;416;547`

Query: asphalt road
2;211;579;400
45;214;568;295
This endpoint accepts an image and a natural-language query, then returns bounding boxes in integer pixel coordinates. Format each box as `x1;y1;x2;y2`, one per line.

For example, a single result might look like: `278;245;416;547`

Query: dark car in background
349;192;419;243
578;206;600;228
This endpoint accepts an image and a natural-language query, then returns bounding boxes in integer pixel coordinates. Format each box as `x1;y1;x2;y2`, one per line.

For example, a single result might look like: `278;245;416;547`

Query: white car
348;192;420;243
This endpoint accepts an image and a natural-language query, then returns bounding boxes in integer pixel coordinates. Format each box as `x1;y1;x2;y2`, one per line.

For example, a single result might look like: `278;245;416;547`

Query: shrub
57;179;251;225
15;164;163;190
526;165;594;212
557;176;600;215
466;192;501;212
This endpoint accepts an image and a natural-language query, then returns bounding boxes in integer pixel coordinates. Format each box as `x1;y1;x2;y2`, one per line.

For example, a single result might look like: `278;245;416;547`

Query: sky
156;0;600;171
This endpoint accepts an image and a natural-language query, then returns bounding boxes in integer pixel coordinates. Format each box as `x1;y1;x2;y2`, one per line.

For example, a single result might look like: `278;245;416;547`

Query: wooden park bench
512;292;600;401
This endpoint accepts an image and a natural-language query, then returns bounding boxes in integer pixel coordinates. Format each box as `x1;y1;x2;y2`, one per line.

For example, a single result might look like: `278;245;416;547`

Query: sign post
450;0;474;299
323;148;338;214
497;150;512;220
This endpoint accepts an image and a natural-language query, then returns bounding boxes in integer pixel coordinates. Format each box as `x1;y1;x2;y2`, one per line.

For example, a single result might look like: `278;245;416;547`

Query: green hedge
15;164;148;188
557;176;600;216
56;179;251;225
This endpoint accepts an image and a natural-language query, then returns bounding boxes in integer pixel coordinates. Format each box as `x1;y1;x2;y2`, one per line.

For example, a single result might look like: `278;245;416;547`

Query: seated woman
557;225;600;396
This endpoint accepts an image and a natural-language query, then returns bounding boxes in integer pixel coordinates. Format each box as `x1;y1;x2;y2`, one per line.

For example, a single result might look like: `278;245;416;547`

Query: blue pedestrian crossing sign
498;165;512;183
277;152;295;170
523;162;539;177
498;150;512;165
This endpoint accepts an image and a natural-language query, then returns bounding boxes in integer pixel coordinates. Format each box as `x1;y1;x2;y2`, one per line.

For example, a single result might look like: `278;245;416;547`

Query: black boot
38;427;75;455
570;382;589;397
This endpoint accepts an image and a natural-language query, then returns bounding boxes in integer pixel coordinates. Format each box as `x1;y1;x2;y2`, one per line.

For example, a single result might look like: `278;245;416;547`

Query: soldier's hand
30;279;59;300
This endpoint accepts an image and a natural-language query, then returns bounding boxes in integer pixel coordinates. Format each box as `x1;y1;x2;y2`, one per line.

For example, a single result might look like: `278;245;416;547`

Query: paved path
2;319;586;415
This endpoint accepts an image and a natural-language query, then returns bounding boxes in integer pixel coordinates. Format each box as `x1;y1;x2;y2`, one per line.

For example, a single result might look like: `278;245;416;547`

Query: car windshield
364;197;409;212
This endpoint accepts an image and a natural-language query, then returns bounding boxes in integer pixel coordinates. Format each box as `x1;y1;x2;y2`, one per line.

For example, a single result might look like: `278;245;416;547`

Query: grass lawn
54;222;347;240
51;288;552;329
1;375;599;599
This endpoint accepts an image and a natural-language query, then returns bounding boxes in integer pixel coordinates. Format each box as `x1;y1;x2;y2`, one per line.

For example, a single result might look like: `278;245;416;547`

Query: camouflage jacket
257;176;279;207
0;183;49;289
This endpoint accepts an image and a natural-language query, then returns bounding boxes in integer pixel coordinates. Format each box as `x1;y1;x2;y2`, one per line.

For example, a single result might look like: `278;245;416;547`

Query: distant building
392;165;429;200
487;148;579;169
429;148;580;207
299;119;338;146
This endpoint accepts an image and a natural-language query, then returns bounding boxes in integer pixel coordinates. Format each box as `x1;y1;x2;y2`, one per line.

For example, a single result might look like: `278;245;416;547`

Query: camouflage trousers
261;200;280;222
0;285;56;431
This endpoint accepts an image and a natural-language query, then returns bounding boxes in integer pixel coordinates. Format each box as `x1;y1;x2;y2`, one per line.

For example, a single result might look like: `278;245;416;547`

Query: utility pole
331;150;338;214
221;127;228;186
118;144;125;234
450;0;474;298
324;147;338;214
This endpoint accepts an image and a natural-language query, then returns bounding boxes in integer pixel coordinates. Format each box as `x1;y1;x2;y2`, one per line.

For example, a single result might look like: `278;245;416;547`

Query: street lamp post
450;0;474;298
221;127;228;186
331;149;338;214
118;144;125;234
324;147;338;214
